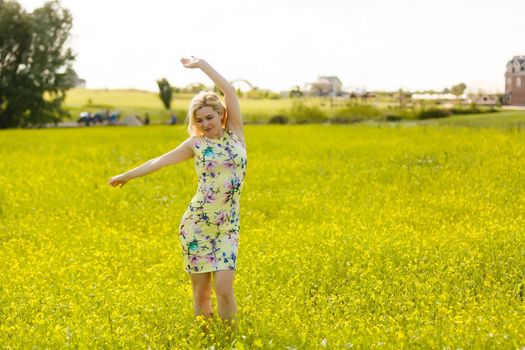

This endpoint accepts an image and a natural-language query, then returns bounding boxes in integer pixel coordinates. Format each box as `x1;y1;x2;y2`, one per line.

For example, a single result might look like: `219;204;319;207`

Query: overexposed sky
17;0;525;93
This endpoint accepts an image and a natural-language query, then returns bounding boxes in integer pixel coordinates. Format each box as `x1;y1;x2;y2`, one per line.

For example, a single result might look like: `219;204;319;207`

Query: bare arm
107;137;194;187
180;56;245;143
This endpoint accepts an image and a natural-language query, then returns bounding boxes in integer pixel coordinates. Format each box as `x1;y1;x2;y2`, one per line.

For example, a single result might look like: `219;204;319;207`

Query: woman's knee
214;272;235;300
215;284;233;299
191;273;212;301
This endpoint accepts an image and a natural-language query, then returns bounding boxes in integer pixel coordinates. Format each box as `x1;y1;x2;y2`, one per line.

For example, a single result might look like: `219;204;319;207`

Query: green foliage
212;84;224;96
418;108;452;120
156;78;172;110
235;87;243;98
182;83;210;94
450;83;467;96
450;106;499;115
284;100;328;123
417;106;500;121
268;115;288;124
330;105;383;123
383;108;418;121
289;85;304;98
384;115;403;122
245;88;280;100
0;0;75;128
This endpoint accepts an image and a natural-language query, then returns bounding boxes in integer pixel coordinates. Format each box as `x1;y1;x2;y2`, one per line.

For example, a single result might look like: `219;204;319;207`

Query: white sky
17;0;525;93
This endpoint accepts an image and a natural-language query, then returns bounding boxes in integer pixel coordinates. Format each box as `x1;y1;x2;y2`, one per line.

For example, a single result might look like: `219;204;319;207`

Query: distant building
306;76;343;97
504;55;525;105
474;95;499;106
411;93;466;101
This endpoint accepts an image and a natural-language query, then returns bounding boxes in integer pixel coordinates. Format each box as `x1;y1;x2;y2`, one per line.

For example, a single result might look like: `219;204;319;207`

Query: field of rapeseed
0;124;524;349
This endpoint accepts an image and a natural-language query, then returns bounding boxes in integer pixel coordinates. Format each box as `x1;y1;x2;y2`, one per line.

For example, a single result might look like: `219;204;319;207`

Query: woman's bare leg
190;272;213;332
213;270;238;332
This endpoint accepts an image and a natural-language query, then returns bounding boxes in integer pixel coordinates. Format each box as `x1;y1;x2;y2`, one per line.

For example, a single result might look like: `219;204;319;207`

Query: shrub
450;107;481;115
246;89;281;99
384;115;403;122
286;101;328;124
330;116;364;124
417;108;452;120
329;105;382;124
268;115;289;124
450;106;500;115
382;108;417;121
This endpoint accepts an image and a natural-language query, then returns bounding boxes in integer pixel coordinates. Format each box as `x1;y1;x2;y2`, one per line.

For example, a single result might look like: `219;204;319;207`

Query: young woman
107;56;247;331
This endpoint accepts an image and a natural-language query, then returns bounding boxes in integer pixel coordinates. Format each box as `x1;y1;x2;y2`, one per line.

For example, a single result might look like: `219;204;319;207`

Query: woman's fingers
181;56;200;67
107;177;124;187
181;58;192;68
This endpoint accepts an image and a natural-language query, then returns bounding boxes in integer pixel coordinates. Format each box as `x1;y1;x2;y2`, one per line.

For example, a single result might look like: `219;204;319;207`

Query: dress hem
185;267;237;274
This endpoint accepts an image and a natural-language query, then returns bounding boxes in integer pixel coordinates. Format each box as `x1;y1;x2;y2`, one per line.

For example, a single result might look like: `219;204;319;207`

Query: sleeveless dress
178;128;247;273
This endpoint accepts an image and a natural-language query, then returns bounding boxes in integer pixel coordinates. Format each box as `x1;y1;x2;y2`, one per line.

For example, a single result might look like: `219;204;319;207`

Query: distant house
411;93;466;101
306;76;343;97
504;55;525;105
474;95;499;106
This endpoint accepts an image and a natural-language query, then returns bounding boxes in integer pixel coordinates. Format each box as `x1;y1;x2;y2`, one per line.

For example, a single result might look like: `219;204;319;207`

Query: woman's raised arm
180;56;244;138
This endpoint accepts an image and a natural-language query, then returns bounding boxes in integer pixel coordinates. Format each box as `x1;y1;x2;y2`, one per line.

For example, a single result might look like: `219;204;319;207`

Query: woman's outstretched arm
107;137;194;188
180;56;244;139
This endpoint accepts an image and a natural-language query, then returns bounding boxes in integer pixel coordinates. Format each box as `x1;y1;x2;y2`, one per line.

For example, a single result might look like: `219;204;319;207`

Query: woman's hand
180;56;206;69
107;174;129;188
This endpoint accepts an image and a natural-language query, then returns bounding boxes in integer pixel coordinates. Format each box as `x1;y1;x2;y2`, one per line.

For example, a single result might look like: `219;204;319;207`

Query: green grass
1;124;524;348
418;110;525;130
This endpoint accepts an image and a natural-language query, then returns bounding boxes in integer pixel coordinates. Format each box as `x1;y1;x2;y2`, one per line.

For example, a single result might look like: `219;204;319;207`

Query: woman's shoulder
181;135;204;156
226;127;246;148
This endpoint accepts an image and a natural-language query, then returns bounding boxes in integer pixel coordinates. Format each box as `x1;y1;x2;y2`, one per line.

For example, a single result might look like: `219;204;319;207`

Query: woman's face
194;106;223;135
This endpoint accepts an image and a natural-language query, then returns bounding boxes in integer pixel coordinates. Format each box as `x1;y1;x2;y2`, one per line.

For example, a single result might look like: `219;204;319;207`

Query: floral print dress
178;128;247;273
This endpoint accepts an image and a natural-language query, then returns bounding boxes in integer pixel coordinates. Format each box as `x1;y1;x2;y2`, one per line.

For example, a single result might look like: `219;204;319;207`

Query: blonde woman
107;56;247;331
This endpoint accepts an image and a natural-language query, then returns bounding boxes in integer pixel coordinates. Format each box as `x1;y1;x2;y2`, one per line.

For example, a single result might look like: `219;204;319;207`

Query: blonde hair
185;91;227;137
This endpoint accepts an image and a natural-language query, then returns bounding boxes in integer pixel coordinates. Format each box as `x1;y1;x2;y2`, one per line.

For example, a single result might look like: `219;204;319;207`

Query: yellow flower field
0;124;524;349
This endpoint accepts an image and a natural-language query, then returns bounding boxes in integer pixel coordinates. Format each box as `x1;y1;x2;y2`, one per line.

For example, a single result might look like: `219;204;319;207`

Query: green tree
451;83;467;97
212;84;224;96
289;85;303;98
235;87;243;98
190;83;208;93
156;78;172;110
0;0;76;128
